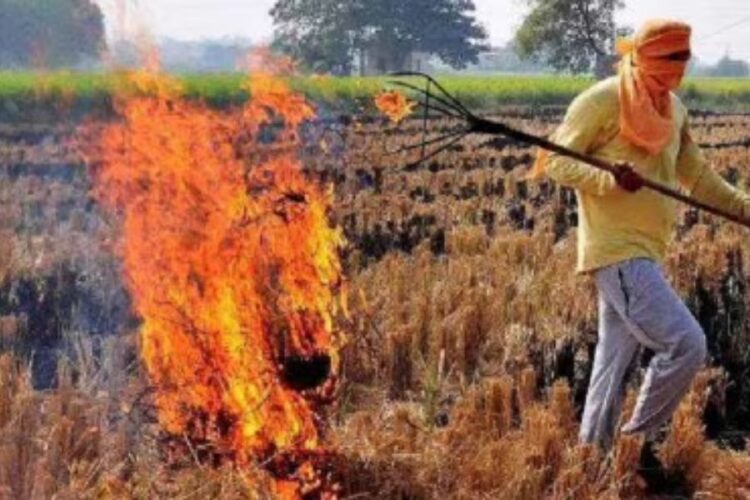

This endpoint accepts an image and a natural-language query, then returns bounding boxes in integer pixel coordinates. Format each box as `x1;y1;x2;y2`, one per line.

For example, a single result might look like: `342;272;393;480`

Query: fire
375;90;416;123
89;56;344;496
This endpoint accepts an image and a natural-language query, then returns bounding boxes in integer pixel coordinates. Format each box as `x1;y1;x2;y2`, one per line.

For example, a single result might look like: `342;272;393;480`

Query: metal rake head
383;72;480;171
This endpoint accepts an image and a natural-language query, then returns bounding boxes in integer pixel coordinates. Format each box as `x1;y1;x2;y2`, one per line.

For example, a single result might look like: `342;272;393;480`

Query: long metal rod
404;131;469;171
389;81;466;118
414;99;464;120
469;117;750;228
391;71;473;115
387;127;469;155
421;80;431;161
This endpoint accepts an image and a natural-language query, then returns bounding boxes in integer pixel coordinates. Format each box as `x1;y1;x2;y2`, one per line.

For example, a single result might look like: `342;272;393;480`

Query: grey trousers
579;258;708;450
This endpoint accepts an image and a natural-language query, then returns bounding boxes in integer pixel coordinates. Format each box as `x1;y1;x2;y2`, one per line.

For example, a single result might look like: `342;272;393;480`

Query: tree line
0;0;622;75
270;0;628;76
271;0;749;78
1;0;747;78
270;0;489;75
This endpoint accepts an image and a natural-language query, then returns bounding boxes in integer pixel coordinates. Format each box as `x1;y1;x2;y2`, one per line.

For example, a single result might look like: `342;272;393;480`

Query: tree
271;1;356;75
270;0;489;75
515;0;624;78
0;0;105;68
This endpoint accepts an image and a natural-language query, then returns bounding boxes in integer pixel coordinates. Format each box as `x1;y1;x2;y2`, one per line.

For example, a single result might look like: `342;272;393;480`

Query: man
533;19;750;452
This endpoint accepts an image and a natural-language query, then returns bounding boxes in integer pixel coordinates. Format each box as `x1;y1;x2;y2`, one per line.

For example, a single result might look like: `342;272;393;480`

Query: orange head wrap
617;19;692;155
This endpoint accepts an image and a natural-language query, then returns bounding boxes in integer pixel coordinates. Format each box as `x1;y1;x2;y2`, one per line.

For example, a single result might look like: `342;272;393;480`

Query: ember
89;52;345;497
375;90;416;123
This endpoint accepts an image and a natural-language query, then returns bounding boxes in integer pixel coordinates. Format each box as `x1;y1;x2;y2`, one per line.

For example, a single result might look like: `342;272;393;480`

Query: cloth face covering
617;19;692;156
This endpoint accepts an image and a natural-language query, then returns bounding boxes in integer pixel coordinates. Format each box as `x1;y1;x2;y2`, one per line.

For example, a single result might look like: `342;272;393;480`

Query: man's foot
637;440;691;497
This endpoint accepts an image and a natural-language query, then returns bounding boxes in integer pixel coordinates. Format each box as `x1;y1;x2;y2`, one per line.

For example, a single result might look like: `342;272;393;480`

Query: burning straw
87;53;346;498
375;91;417;124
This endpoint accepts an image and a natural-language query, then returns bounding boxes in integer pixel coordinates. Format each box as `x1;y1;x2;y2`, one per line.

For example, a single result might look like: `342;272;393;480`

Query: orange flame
375;91;416;123
90;57;344;496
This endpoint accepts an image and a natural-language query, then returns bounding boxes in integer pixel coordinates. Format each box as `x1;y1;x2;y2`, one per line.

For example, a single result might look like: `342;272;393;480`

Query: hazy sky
97;0;750;64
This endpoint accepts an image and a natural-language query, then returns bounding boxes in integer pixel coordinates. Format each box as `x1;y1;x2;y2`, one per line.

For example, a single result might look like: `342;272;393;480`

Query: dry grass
344;227;591;390
333;366;750;499
2;108;750;497
0;343;745;498
335;369;640;499
0;348;278;499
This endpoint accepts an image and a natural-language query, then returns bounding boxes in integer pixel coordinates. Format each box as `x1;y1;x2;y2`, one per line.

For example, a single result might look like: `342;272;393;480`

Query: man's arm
676;119;750;222
544;90;619;196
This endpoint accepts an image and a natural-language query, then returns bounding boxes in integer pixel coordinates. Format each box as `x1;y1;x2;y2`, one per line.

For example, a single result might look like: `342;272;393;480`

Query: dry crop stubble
2;92;750;496
330;109;750;497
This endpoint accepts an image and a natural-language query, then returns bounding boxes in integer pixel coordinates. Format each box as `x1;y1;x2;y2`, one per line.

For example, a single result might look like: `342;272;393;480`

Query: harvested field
1;90;750;497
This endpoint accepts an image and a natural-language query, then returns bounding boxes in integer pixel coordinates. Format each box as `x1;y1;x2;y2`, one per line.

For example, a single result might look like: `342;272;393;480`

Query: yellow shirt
546;76;750;273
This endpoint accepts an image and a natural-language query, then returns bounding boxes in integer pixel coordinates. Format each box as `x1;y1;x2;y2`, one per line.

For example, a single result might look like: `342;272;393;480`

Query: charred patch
281;354;332;392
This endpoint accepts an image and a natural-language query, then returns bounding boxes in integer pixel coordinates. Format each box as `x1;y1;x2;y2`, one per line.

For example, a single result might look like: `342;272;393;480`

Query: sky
96;0;750;64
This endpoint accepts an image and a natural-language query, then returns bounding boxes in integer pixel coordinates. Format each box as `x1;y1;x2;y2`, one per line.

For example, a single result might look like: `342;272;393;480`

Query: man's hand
613;162;645;193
